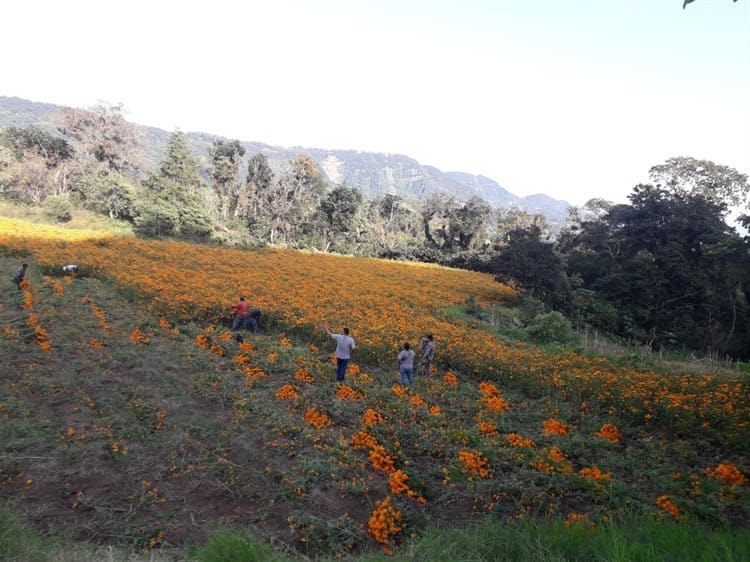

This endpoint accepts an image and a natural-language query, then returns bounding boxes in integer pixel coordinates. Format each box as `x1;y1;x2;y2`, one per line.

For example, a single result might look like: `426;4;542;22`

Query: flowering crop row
2;218;748;547
2;217;747;448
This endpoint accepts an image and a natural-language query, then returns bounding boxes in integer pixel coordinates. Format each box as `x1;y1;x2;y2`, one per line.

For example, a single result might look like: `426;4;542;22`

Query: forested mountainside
2;95;749;360
0;95;570;224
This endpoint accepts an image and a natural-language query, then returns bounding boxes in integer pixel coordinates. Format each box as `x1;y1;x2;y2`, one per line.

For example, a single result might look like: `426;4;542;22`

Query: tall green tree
0;126;74;202
208;139;245;221
135;131;213;239
561;184;749;356
70;167;136;220
649;157;749;211
256;156;326;244
54;103;140;174
450;196;492;251
156;132;205;196
52;103;143;216
367;194;421;257
1;126;72;165
422;194;459;250
490;225;565;305
239;153;274;222
317;185;364;251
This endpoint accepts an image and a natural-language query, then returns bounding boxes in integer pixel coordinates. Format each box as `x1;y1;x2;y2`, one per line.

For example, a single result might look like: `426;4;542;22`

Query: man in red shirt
231;296;250;331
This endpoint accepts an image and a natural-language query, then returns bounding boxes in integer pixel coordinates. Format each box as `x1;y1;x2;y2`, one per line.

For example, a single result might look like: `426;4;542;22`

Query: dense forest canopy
1;103;748;359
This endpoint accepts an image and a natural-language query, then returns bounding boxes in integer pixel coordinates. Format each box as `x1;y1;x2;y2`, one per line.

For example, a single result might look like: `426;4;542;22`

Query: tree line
1;103;748;359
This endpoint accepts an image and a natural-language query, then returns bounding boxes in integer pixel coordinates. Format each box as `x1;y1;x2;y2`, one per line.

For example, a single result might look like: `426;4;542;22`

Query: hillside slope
0;95;571;224
1;220;748;559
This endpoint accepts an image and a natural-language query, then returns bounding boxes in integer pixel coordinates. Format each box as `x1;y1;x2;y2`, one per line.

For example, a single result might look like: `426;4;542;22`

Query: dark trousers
336;357;349;381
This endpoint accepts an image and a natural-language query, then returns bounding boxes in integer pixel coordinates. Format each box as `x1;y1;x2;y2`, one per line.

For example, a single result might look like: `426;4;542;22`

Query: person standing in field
323;324;355;382
230;296;250;331
13;263;28;290
419;334;435;376
397;342;415;385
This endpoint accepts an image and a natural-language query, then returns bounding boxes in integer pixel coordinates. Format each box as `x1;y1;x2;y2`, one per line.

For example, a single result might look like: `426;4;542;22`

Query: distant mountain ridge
0;95;571;224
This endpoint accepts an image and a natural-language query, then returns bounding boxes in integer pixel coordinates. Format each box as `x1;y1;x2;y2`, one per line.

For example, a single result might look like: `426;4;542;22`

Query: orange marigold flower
304;408;332;429
242;365;268;381
294;368;315;383
388;469;411;495
548;447;573;473
705;463;747;486
548;446;567;464
391;385;408;397
443;372;458;386
130;328;150;345
579;466;612;481
506;433;535;448
363;409;384;426
543;418;571;436
458;450;492;479
484;395;509;413
479;381;501;397
368;496;405;545
351;430;377;450
478;421;499;436
276;384;298;400
231;353;251;364
370;445;396;473
595;423;622;444
337;385;363;401
656;495;682;520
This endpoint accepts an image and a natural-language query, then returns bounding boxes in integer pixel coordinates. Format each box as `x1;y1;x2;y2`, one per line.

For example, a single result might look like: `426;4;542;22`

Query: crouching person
247;309;262;333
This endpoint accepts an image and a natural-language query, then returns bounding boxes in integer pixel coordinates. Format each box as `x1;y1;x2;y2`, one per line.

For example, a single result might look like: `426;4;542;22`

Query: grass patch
396;516;750;562
0;198;133;235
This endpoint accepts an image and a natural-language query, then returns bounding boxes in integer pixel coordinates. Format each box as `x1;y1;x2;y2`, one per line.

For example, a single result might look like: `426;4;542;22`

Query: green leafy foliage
524;311;577;345
42;195;72;222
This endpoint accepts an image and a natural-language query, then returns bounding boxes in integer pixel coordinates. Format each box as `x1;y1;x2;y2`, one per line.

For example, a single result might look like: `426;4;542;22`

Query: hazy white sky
2;0;749;205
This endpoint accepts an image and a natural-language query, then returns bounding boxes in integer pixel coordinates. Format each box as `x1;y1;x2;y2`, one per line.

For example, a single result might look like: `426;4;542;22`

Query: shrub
43;195;73;222
524;311;577;344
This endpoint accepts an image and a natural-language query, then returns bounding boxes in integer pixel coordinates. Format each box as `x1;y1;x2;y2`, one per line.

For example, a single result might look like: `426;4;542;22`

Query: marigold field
1;216;748;559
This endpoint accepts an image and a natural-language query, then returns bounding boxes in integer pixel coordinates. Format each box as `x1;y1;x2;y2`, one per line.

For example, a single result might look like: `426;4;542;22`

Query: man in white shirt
323;324;355;382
